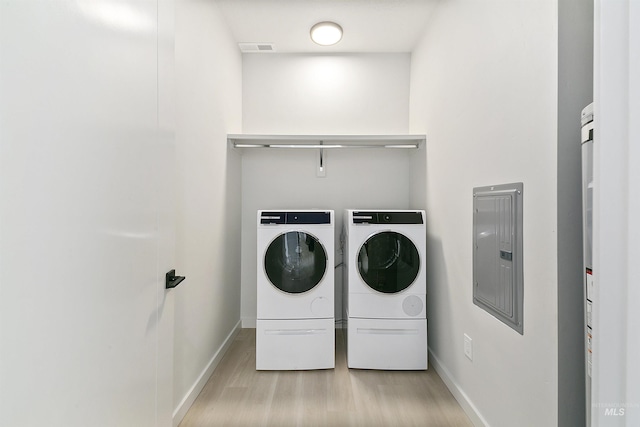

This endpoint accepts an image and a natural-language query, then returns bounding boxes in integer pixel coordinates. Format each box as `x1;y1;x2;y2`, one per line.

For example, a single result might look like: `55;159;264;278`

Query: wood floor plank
179;329;472;427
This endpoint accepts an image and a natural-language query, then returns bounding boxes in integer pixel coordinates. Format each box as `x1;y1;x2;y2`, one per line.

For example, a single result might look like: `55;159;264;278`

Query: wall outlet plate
464;333;473;361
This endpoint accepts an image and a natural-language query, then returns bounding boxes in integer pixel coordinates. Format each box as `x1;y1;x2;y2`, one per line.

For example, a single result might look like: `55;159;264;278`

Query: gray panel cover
473;183;523;334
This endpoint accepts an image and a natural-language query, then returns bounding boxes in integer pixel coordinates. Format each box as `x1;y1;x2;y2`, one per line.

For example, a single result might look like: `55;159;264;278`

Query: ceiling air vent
238;43;276;53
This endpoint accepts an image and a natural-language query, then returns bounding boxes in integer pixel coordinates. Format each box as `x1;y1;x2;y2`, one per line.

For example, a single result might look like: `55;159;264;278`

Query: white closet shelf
228;134;426;149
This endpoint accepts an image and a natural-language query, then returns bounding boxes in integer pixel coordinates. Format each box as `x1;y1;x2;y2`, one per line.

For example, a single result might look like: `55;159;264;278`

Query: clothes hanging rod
228;134;426;149
232;143;420;149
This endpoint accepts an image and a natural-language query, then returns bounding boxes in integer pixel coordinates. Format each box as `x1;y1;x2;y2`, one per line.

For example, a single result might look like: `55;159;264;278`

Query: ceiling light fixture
310;21;343;46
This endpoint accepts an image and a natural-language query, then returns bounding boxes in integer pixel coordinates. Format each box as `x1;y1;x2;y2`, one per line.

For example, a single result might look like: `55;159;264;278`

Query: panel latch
500;250;513;261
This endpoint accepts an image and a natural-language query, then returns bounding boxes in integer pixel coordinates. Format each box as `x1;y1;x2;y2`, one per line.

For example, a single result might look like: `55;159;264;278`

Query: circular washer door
357;231;420;294
264;231;327;294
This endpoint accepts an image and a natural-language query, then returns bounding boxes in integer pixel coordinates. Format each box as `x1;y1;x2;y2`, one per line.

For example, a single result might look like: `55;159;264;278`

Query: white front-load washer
256;210;334;370
344;209;427;370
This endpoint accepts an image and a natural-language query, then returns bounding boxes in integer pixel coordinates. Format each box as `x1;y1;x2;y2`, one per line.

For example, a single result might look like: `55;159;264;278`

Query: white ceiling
214;0;439;53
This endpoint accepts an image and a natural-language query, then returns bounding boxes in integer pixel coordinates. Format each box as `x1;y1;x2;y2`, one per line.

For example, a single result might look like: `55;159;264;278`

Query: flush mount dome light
310;21;343;46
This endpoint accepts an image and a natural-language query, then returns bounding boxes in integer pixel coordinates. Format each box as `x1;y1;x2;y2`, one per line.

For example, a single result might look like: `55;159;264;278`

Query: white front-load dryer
344;209;427;370
256;210;334;370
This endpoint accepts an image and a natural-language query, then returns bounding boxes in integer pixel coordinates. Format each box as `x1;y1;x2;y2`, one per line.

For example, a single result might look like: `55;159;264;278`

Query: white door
0;1;175;426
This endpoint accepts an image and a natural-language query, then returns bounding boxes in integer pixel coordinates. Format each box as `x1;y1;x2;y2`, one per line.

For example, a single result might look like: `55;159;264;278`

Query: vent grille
238;42;276;53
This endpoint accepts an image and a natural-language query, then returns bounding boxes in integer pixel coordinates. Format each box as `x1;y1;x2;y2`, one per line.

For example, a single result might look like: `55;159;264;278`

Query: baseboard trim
172;320;242;427
428;349;489;427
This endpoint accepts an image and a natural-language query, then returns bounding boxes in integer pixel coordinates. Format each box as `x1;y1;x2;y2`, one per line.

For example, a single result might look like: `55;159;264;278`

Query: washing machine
343;209;427;370
256;210;335;370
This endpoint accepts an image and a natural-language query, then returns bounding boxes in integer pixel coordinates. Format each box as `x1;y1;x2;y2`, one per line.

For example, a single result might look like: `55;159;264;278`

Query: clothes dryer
256;210;334;370
343;209;427;370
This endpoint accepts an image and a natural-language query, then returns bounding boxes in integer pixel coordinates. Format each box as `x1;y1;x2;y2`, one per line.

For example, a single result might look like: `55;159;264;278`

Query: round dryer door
264;231;327;294
358;231;420;294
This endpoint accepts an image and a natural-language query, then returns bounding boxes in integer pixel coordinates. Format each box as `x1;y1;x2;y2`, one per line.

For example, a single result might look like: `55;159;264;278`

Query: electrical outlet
464;334;473;361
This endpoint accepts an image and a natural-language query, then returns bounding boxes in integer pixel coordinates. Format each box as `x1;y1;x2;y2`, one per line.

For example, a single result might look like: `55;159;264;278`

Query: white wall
592;0;640;424
409;1;559;426
242;54;410;134
241;54;412;326
173;1;242;423
0;1;175;425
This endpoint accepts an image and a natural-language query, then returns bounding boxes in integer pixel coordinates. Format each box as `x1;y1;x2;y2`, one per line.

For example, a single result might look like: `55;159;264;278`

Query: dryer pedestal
347;317;427;370
256;318;335;370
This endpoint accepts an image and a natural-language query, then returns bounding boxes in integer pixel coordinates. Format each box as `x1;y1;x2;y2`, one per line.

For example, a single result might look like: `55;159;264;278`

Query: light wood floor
179;328;472;427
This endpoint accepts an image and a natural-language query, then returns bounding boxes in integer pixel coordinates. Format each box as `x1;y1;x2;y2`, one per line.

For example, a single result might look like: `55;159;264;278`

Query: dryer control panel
352;211;423;225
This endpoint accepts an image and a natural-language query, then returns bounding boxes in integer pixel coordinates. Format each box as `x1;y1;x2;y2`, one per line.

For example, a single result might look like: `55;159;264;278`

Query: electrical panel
473;182;524;334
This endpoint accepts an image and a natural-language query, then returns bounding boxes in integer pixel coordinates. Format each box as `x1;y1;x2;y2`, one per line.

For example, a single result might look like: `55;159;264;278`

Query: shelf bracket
165;269;185;290
317;140;326;178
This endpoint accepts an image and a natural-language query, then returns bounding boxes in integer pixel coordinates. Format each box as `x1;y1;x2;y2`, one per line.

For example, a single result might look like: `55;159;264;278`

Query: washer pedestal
347;318;427;370
256;318;335;370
